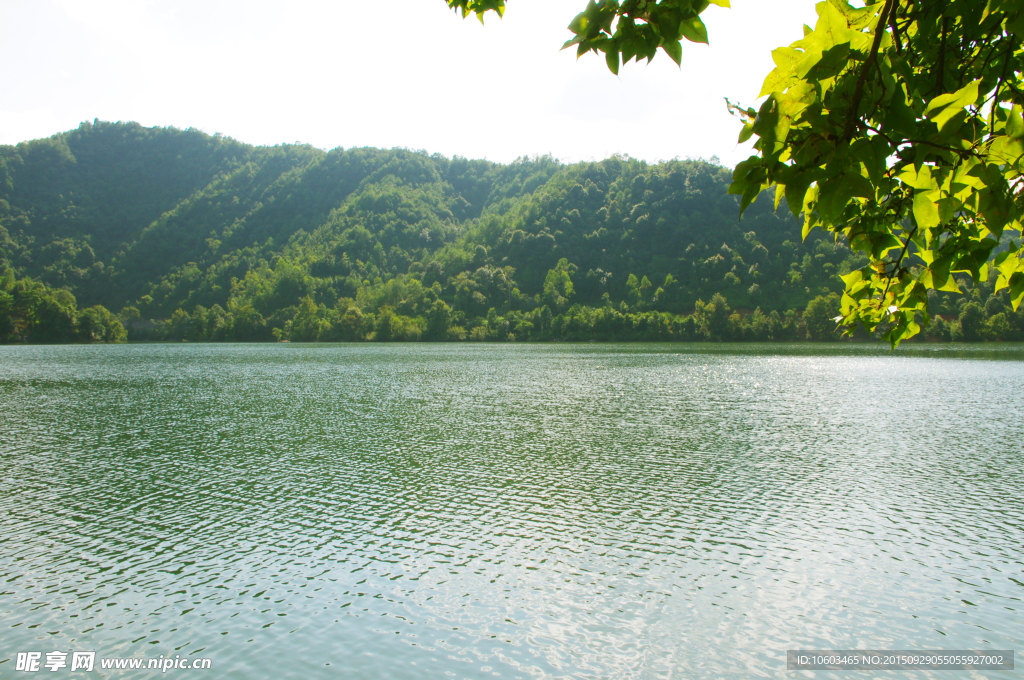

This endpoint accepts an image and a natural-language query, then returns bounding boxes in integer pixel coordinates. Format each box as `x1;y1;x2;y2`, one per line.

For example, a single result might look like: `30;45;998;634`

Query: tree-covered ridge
2;120;1019;344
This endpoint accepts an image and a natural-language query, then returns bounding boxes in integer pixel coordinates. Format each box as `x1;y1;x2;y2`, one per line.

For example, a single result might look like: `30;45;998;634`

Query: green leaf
850;136;888;185
808;42;851;80
883;84;918;137
817;173;872;222
912;190;940;229
784;173;813;217
621;36;638;64
773;113;792;146
1005;104;1024;139
567;12;588;35
662;39;682;66
759;47;800;97
919;254;960;291
937;197;960;224
982;0;1014;23
831;0;880;30
741;182;761;214
840;269;865;287
1009;271;1024;310
925;80;981;133
605;48;620;75
866;232;902;258
994;248;1024;308
750;96;780;144
802;184;819;237
899;164;939;191
814;1;854;49
679;16;709;45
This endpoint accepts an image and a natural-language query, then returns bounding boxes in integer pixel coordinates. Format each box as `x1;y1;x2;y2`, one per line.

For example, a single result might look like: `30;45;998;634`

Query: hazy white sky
0;0;819;166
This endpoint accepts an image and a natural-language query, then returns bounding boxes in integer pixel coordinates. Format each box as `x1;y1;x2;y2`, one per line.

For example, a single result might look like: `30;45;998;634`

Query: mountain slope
11;121;1012;343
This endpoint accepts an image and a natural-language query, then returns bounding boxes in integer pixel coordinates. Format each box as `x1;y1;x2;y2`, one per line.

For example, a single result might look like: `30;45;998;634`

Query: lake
1;343;1021;678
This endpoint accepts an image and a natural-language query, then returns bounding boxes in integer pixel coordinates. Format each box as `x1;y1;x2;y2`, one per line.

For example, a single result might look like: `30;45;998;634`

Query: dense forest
1;121;1021;343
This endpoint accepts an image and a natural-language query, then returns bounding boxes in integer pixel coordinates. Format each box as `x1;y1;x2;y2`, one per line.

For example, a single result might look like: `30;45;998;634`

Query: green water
1;343;1022;679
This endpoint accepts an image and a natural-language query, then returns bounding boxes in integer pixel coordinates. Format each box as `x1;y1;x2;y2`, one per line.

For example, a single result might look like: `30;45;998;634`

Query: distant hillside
2;121;1017;343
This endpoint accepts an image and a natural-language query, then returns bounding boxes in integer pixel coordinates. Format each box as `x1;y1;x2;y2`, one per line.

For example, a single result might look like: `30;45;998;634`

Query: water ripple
0;343;1021;679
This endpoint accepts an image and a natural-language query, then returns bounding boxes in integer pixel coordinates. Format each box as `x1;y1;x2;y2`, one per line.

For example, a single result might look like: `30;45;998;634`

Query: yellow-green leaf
814;1;854;49
912;190;941;229
925;80;980;133
899;164;939;191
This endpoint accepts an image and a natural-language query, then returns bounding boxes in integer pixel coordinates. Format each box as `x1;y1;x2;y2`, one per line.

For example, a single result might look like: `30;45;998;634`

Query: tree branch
978;36;1004;85
843;0;896;142
889;0;903;55
861;123;981;158
935;16;948;96
1003;78;1024;105
880;223;918;305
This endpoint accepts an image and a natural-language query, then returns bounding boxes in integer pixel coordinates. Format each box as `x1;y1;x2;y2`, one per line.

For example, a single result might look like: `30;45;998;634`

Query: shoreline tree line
2;260;1019;343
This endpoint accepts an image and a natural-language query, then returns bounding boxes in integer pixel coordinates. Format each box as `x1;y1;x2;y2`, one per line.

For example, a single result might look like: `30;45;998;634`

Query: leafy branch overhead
729;0;1024;346
448;0;1024;346
560;0;730;73
446;0;505;22
448;0;728;72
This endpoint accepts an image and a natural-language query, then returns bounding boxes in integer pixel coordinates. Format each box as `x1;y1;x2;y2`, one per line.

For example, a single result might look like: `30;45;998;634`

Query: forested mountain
1;121;1020;343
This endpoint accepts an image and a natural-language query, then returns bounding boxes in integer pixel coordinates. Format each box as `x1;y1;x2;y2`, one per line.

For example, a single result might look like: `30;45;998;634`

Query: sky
0;0;821;167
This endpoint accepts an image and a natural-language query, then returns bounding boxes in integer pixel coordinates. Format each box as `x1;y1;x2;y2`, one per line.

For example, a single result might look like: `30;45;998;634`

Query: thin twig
843;0;896;142
1003;79;1024;104
991;38;1015;133
861;123;981;157
880;223;918;305
889;0;903;55
960;37;989;75
978;37;1004;86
